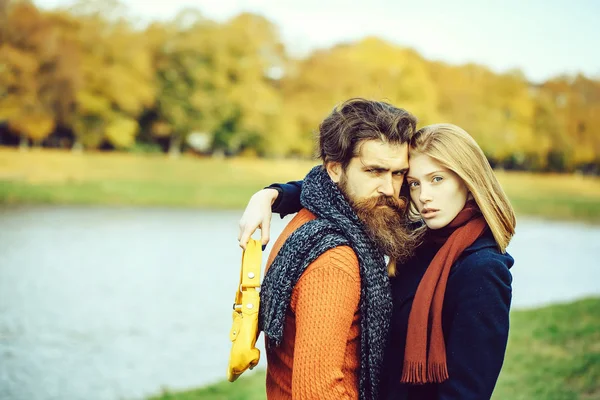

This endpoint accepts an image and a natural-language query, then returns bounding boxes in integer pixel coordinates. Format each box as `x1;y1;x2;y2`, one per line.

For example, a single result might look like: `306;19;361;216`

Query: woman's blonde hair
408;123;516;252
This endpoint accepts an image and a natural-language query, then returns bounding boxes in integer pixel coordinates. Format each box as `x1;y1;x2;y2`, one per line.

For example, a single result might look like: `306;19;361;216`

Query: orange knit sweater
264;208;362;400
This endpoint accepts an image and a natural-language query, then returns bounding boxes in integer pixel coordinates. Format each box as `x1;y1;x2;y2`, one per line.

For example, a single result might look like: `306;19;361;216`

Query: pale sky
35;0;600;83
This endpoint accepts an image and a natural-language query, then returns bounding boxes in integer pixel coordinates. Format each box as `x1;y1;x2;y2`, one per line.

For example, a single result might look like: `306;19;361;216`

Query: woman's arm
267;180;303;216
237;180;304;249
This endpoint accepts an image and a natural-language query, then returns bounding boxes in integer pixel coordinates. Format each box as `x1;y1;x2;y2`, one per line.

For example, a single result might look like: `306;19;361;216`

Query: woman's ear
326;162;343;183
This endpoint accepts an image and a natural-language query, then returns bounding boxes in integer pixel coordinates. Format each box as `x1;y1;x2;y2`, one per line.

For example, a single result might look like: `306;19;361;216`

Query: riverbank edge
148;297;600;400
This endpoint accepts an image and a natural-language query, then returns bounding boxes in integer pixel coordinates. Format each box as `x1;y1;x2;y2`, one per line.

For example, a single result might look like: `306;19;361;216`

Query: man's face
336;139;409;203
327;139;415;261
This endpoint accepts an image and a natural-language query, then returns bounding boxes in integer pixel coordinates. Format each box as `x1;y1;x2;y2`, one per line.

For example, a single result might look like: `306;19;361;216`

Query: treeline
1;0;599;173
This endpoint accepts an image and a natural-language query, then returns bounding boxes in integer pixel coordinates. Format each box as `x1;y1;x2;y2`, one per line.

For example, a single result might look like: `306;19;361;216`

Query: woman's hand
238;188;279;249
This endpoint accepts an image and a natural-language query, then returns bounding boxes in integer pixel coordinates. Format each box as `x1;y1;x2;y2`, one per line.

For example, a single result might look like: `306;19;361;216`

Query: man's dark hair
318;98;417;169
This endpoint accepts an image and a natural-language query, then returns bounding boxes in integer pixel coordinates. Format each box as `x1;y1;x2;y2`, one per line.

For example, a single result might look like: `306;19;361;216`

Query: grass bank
150;297;600;400
0;148;313;209
1;148;600;223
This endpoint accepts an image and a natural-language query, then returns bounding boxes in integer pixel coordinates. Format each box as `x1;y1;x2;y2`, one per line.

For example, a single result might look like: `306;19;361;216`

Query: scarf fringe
400;360;426;384
400;360;449;384
427;361;449;383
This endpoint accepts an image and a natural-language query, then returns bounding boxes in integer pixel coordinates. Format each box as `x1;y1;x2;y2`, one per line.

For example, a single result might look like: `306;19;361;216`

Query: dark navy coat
381;233;513;400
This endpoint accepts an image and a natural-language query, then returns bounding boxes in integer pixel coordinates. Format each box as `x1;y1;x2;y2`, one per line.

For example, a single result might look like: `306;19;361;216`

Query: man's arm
291;248;361;400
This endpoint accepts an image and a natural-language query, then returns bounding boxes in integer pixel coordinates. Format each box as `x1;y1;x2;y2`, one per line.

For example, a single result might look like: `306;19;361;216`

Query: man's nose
378;175;395;197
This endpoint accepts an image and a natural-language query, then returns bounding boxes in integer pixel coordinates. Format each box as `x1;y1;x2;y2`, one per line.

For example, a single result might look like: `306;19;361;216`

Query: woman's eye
432;176;443;183
408;181;419;188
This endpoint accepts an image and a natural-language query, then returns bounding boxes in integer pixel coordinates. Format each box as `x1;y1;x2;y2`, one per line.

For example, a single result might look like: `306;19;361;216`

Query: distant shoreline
1;148;600;224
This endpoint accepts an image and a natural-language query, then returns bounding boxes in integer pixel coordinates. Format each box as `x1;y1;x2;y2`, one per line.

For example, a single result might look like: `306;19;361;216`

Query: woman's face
406;152;469;230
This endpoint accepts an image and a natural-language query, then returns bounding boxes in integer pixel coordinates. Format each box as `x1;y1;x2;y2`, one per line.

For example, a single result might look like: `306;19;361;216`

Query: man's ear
326;162;343;183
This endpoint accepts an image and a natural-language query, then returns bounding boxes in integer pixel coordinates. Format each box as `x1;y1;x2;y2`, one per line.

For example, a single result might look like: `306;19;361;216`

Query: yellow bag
227;239;263;382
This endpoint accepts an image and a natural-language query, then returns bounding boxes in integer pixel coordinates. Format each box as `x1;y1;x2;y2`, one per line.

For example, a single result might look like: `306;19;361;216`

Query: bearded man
257;98;418;400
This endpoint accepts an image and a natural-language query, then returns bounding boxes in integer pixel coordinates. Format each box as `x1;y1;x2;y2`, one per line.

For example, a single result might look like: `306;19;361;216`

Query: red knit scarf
400;201;487;384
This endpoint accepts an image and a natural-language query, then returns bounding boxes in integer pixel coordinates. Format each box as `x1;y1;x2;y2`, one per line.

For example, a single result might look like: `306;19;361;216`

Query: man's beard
339;178;418;264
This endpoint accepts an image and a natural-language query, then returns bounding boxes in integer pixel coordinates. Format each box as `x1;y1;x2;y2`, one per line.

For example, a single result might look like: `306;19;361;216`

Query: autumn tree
69;0;155;150
277;37;440;157
0;2;78;148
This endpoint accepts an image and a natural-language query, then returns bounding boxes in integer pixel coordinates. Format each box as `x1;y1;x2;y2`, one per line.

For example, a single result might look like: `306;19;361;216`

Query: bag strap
234;239;262;310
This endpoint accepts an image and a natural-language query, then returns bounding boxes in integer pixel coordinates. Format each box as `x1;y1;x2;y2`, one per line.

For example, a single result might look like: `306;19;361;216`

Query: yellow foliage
76;90;112;115
105;117;139;149
0;1;598;169
9;112;55;141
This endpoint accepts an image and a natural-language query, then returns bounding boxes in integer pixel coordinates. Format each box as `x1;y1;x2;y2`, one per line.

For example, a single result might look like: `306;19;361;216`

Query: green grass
494;298;600;400
1;147;600;223
495;171;600;224
148;298;600;400
151;370;267;400
0;148;314;209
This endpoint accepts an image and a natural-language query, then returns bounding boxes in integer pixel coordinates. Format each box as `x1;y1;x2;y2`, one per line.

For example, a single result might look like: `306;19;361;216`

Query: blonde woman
238;123;516;400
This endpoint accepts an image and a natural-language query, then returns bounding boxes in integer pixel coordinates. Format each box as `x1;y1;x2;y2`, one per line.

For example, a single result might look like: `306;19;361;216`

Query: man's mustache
355;195;406;213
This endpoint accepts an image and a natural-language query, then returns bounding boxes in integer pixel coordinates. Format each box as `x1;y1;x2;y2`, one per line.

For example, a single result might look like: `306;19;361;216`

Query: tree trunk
19;135;29;151
212;149;225;159
72;139;83;153
168;135;182;159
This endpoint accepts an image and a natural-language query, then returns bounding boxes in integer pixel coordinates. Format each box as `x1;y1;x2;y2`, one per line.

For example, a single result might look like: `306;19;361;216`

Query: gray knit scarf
259;165;392;400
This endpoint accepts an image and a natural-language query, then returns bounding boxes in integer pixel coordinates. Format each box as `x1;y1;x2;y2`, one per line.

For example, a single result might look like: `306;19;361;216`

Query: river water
0;206;598;400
